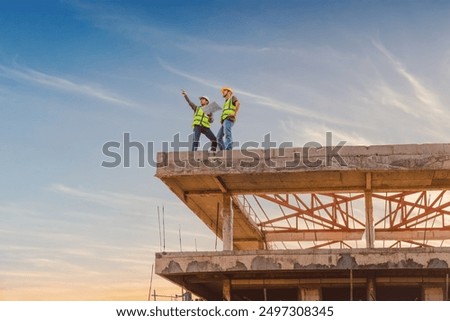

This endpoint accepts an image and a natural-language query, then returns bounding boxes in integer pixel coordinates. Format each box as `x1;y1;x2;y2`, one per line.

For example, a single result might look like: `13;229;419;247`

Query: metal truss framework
237;190;450;249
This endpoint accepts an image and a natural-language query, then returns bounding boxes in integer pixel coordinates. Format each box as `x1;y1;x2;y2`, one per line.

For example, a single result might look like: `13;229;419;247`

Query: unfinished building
155;144;450;300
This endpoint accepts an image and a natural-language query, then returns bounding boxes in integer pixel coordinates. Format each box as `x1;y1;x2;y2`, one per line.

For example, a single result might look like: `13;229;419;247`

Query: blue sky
1;0;450;300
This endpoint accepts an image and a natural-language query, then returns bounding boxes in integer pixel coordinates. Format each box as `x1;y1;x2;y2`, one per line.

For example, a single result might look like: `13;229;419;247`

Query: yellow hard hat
221;87;233;93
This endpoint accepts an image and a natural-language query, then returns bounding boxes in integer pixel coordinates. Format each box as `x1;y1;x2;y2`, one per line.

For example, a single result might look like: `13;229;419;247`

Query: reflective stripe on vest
192;106;210;128
221;98;236;121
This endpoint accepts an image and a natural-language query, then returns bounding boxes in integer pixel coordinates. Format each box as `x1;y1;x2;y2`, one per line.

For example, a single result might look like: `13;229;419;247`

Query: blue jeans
192;125;217;151
217;119;234;150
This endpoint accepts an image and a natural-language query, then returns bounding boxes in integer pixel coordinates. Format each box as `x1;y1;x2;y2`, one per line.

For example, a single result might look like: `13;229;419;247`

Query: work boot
210;141;218;153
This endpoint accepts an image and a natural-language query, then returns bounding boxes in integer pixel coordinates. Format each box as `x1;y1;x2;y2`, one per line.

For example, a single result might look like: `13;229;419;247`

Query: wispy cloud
176;41;274;55
367;40;450;141
372;40;445;116
159;59;356;127
51;183;150;209
67;1;362;130
0;196;170;300
159;59;221;89
67;0;169;46
0;63;142;110
279;119;374;147
50;183;183;216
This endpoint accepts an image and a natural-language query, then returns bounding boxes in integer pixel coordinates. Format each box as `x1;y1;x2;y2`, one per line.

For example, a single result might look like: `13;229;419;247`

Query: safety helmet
199;96;210;103
221;87;233;94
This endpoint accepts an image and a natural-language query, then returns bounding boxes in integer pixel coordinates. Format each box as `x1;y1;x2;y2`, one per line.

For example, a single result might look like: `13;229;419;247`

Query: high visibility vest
221;97;237;122
192;106;210;128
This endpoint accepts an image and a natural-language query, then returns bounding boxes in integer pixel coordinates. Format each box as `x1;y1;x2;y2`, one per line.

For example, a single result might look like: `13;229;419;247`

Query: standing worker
181;90;217;152
217;87;240;150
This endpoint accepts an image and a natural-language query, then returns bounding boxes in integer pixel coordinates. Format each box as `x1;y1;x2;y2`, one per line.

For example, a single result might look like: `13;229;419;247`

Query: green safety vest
221;97;237;122
192;106;210;128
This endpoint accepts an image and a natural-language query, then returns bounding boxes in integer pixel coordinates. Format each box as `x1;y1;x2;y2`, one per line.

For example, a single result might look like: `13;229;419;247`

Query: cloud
0;197;170;300
279;119;374;147
67;1;364;131
50;183;178;210
159;59;356;127
366;40;450;141
159;59;221;89
372;40;445;117
67;0;169;45
0;63;142;110
48;183;191;236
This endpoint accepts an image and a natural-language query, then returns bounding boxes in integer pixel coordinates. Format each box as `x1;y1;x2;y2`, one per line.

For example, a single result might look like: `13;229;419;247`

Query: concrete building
155;144;450;300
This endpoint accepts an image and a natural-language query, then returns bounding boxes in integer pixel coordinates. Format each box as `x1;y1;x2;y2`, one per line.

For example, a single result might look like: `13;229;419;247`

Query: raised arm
181;90;197;112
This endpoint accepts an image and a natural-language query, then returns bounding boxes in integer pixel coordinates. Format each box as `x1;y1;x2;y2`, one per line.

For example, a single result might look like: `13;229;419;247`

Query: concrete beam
265;230;365;242
156;144;450;178
155;248;450;276
264;228;450;242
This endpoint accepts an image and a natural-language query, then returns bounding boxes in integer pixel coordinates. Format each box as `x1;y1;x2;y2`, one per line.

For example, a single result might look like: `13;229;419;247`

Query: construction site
154;143;450;301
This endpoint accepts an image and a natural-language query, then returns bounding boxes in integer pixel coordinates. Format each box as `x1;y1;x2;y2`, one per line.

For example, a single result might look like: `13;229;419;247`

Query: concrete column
364;191;375;248
364;173;375;248
423;286;444;301
367;278;376;301
223;279;231;301
299;288;320;301
222;194;234;251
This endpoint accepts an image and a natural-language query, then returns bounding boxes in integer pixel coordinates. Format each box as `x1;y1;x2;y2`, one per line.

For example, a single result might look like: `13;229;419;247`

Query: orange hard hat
221;87;233;93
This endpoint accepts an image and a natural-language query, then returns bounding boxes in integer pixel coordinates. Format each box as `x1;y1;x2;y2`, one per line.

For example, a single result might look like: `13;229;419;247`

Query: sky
1;0;450;300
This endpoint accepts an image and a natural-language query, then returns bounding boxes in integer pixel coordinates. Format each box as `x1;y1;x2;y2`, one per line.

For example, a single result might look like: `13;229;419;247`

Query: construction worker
217;87;240;150
181;90;217;152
